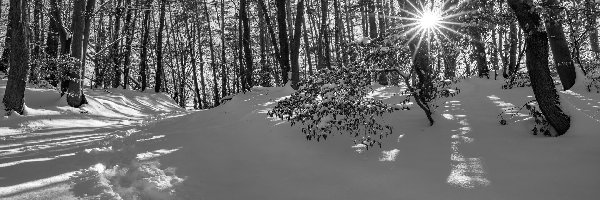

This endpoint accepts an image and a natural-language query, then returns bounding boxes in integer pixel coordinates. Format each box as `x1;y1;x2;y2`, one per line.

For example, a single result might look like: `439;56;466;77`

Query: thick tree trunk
3;0;30;114
543;0;576;90
67;0;89;107
507;0;570;136
275;0;291;85
155;0;167;92
290;0;305;89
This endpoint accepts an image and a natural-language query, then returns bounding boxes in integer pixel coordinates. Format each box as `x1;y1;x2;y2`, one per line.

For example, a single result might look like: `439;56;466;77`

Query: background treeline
0;0;599;112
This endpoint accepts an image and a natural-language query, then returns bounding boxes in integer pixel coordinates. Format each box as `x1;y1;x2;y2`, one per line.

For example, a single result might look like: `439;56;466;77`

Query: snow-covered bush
270;33;460;148
269;67;395;148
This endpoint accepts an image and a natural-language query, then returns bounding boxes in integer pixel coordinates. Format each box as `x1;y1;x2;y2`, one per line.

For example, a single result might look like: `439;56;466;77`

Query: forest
1;0;600;199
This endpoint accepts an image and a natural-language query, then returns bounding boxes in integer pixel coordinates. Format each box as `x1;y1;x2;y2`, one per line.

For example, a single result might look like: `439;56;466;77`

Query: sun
419;11;442;30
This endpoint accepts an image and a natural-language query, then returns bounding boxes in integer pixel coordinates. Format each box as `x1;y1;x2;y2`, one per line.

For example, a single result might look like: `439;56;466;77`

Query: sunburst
394;0;472;59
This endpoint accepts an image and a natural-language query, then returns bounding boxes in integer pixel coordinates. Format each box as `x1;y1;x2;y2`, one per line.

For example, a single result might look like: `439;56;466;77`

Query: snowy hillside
0;75;187;199
2;76;600;200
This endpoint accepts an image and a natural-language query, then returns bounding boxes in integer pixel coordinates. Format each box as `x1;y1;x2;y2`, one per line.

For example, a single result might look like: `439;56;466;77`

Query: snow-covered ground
0;75;187;199
2;74;600;199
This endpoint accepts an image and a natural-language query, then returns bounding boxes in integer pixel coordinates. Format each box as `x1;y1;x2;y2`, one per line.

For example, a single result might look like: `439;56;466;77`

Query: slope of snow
2;76;600;200
138;78;599;200
0;75;187;199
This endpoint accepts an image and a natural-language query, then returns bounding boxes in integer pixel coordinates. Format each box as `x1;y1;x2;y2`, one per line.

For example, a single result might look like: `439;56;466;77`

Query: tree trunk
220;0;228;97
303;18;313;76
318;0;331;70
240;0;253;90
67;0;90;107
543;0;576;90
368;0;377;38
111;0;123;88
122;0;136;89
81;0;96;85
508;21;518;76
290;0;305;89
94;0;105;88
275;0;291;85
507;0;570;136
191;23;201;109
139;0;152;91
3;0;30;114
155;0;167;92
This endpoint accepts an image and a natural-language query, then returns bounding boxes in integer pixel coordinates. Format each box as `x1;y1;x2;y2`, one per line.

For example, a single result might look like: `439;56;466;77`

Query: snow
2;75;600;199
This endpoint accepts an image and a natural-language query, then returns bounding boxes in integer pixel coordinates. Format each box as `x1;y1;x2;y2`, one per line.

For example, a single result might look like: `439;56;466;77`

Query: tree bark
220;0;228;97
276;0;291;85
111;0;123;88
507;0;570;136
155;0;167;92
290;0;305;89
240;0;253;90
543;0;576;90
318;0;331;70
3;0;30;114
122;0;136;89
67;0;90;107
508;21;518;76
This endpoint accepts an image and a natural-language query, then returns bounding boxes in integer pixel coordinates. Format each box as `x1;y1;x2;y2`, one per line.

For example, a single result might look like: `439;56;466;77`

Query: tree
543;0;576;90
155;0;167;93
139;0;153;92
507;0;570;136
240;0;253;90
290;0;305;89
67;0;95;108
122;0;137;90
508;21;518;76
275;0;291;85
318;0;331;70
3;0;30;114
